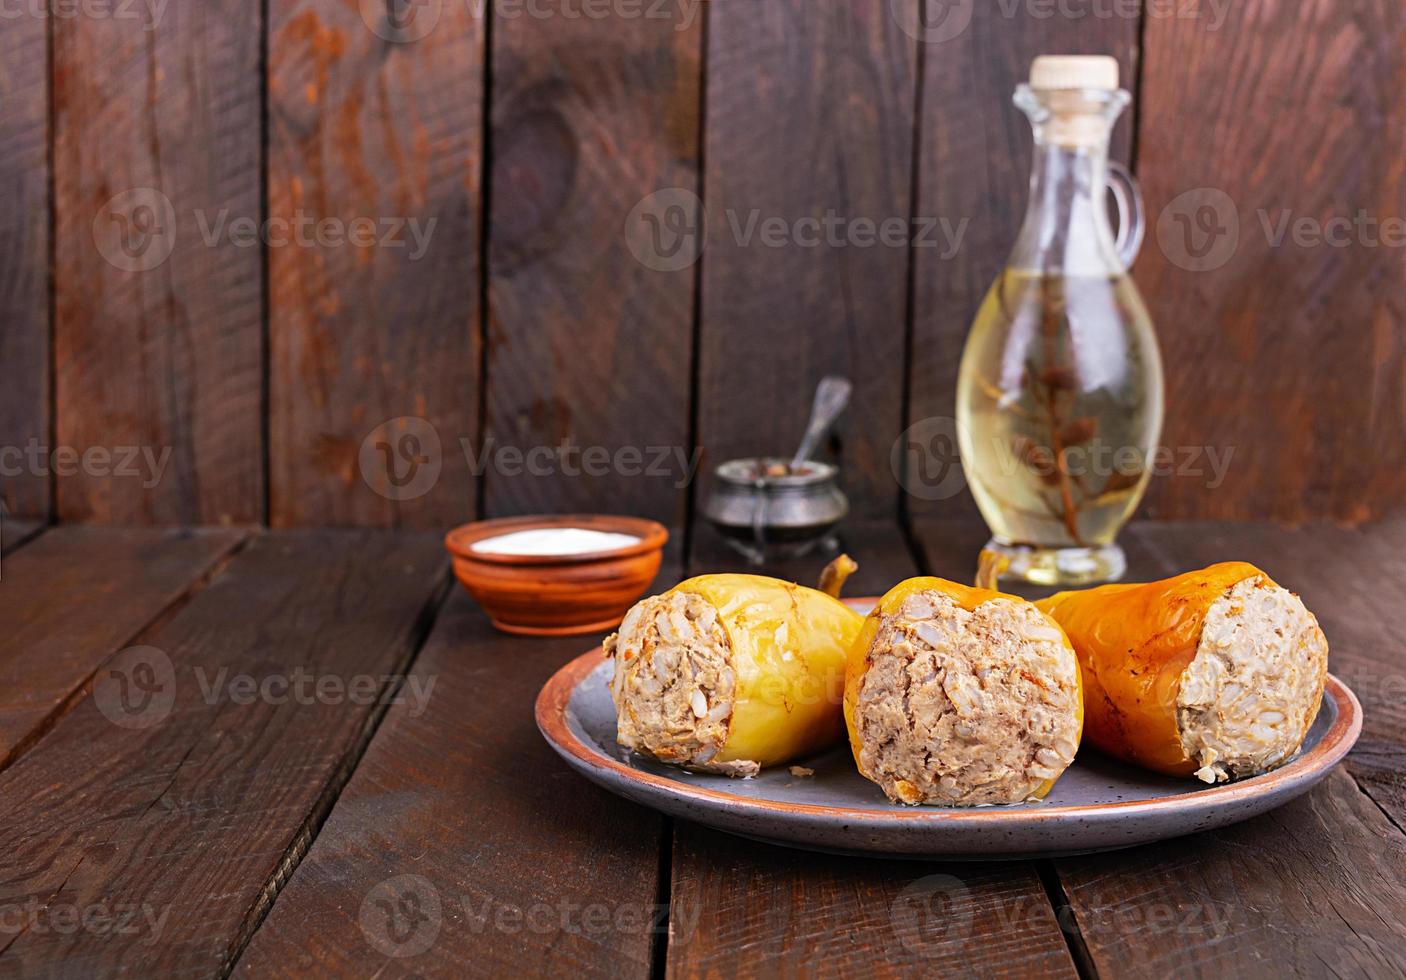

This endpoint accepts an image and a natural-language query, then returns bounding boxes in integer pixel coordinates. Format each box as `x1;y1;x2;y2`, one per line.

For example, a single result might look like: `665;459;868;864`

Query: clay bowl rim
444;514;669;567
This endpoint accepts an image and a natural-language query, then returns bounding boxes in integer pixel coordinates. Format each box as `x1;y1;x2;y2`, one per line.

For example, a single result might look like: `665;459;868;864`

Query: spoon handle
791;376;852;470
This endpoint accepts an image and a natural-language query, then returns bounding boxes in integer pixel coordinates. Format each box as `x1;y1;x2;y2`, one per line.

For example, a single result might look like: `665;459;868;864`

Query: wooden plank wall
485;1;701;526
0;6;50;523
1133;0;1406;524
268;0;485;529
54;0;264;525
2;0;1403;529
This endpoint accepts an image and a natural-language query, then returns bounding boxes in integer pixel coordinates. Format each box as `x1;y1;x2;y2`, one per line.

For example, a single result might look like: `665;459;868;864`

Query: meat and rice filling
605;592;759;777
1178;576;1328;783
854;591;1081;806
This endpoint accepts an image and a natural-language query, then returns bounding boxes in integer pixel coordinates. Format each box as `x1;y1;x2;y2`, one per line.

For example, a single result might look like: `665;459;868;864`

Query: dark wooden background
1;0;1402;531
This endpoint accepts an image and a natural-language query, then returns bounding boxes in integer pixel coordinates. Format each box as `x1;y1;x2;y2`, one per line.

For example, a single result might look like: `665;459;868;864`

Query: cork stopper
1024;56;1124;148
1030;55;1120;92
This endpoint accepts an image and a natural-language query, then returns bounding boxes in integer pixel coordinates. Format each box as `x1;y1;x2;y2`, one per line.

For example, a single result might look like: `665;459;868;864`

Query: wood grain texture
1322;516;1406;825
236;548;684;978
905;5;1140;519
53;1;263;524
1057;767;1406;979
667;521;1078;979
0;525;245;769
696;0;916;520
1135;1;1406;523
0;529;446;975
907;514;996;584
670;831;1077;980
269;0;484;528
0;7;50;521
484;1;700;524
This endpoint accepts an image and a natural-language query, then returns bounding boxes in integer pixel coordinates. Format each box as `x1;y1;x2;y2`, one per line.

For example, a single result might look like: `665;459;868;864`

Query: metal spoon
790;376;852;471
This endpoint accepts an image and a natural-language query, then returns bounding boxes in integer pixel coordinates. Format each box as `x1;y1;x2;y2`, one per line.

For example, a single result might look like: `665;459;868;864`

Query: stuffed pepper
844;578;1083;806
1036;562;1328;783
606;572;864;776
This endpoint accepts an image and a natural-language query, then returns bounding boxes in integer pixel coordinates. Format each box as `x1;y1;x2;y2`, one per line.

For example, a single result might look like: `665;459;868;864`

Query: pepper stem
818;554;858;598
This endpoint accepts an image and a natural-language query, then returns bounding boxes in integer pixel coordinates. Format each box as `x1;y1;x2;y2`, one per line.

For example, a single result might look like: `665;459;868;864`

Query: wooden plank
53;1;263;524
1135;3;1406;523
1317;516;1406;825
0;529;446;974
1057;767;1406;978
236;546;685;978
268;0;484;528
0;526;245;770
696;0;915;520
0;6;50;521
905;5;1140;520
484;2;700;524
907;515;995;584
671;833;1079;980
1050;519;1406;977
667;521;1078;978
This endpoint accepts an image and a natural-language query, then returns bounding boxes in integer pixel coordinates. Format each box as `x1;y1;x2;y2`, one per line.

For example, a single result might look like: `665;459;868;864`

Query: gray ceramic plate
536;605;1362;860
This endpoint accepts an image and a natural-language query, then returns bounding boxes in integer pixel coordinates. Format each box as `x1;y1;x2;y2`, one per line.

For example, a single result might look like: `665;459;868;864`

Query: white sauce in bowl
470;527;642;557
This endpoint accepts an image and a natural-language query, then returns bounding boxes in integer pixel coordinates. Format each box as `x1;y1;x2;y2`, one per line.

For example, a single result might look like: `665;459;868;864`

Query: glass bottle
956;56;1163;586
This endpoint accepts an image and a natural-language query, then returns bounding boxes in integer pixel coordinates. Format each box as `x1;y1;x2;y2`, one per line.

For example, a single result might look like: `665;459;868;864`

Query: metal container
703;457;848;563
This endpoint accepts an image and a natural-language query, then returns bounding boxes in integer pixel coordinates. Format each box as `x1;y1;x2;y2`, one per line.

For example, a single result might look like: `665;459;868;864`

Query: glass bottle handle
1107;160;1145;269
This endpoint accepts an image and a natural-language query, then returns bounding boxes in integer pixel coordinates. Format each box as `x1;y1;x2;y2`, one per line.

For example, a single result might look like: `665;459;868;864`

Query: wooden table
1;516;1403;977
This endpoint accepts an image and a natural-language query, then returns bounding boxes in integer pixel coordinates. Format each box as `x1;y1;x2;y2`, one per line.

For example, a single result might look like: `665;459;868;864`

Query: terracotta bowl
444;515;668;637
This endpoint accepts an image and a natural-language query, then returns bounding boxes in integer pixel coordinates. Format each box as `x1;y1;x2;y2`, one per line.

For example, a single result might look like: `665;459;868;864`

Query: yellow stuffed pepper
606;574;864;776
844;578;1083;806
1036;562;1328;783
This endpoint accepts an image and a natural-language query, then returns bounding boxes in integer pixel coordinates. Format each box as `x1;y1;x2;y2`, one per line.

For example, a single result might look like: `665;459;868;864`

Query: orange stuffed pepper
844;577;1083;806
1036;562;1328;783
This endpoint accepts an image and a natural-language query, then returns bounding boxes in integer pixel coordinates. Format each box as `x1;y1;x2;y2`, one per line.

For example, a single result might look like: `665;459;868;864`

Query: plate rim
536;641;1362;825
